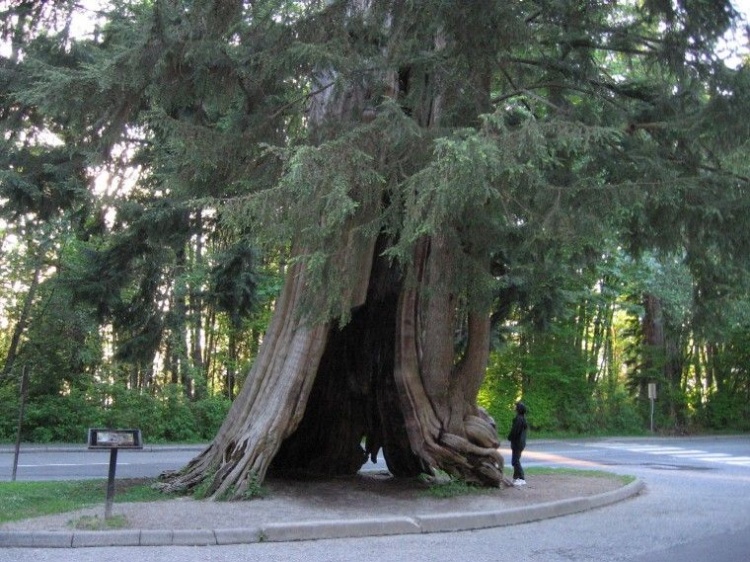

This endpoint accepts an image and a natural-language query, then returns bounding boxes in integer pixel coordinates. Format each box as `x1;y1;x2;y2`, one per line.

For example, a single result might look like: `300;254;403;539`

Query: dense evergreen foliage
1;0;750;450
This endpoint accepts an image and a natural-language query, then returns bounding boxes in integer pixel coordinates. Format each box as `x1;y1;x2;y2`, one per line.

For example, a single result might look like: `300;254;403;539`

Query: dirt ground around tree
1;471;627;533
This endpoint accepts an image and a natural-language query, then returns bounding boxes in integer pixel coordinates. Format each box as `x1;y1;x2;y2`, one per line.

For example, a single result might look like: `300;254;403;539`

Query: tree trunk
642;292;687;428
158;1;505;498
158;259;333;498
393;236;503;486
270;235;426;478
0;259;41;381
270;236;504;485
190;211;206;400
226;330;237;401
160;228;504;498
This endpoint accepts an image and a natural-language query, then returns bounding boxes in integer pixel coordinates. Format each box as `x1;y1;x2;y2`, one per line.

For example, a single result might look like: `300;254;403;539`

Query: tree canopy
2;0;750;495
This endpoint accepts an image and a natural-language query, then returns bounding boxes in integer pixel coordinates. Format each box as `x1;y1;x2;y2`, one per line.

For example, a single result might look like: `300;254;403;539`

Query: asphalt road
1;435;749;561
1;445;207;482
0;445;388;481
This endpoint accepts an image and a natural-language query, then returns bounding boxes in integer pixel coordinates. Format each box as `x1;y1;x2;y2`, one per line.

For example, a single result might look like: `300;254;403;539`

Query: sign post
11;367;29;482
87;429;143;519
648;383;657;433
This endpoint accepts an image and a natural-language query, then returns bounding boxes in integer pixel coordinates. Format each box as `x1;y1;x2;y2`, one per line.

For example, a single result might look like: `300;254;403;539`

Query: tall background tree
1;0;749;496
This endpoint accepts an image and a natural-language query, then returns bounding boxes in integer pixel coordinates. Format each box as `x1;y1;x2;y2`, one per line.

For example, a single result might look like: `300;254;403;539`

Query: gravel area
0;471;624;532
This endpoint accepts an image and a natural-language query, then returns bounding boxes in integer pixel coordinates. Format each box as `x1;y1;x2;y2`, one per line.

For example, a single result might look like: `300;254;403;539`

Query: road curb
0;478;645;548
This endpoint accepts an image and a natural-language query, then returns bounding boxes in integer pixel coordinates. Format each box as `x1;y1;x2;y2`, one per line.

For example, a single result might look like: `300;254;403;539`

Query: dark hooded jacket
507;402;528;450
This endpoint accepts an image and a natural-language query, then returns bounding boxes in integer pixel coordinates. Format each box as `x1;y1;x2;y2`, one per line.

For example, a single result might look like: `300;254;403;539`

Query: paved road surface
1;435;748;561
1;445;387;481
2;445;206;481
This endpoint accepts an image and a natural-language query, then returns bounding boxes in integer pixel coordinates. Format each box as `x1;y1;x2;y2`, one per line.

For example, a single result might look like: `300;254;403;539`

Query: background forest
2;0;750;445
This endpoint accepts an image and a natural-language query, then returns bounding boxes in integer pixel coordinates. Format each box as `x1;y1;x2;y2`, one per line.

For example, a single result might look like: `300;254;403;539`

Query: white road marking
587;442;749;467
18;462;130;467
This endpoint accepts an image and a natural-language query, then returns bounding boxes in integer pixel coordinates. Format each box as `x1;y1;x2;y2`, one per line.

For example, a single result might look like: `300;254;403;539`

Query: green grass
0;479;165;524
69;514;129;530
526;466;636;485
421;474;487;499
421;466;635;498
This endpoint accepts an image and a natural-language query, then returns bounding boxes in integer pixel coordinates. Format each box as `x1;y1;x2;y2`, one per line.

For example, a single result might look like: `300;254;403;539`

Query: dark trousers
511;447;524;480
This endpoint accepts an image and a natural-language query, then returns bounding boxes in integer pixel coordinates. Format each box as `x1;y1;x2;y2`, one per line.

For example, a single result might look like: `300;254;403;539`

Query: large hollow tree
12;0;742;498
155;0;748;498
158;0;512;499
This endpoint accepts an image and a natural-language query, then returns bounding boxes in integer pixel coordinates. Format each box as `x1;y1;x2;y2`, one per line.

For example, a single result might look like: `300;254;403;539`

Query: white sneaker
513;479;526;486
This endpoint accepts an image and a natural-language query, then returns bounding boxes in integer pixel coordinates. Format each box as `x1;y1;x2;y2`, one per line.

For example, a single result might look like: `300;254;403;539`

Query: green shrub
591;387;643;434
0;384;20;441
100;384;165;440
158;385;199;442
23;390;104;442
3;378;233;444
191;395;231;439
701;391;750;431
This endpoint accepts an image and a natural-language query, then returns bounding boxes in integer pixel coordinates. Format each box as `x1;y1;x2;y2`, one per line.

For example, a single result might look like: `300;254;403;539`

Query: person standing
507;401;528;486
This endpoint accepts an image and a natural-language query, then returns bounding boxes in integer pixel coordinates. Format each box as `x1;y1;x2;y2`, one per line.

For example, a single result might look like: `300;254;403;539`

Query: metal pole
105;447;118;520
12;367;29;481
650;398;655;433
647;383;656;433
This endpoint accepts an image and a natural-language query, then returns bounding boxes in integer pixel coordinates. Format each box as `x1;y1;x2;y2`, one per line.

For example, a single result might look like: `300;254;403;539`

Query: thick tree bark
159;198;383;498
160;231;504;498
158;259;332;498
270;235;426;478
159;1;506;498
266;239;504;486
394;236;503;486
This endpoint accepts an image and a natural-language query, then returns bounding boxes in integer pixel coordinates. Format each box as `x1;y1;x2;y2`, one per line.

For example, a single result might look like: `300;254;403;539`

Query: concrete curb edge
0;478;646;548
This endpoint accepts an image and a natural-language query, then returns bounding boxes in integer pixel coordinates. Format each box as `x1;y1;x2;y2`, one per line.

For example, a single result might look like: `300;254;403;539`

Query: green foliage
23;390;104;443
158;386;202;442
706;390;750;431
209;240;261;329
100;384;230;443
0;383;20;441
0;378;230;444
479;353;521;436
192;469;218;500
242;472;268;500
591;386;644;435
691;320;750;431
190;394;232;439
420;471;484;499
2;0;750;447
480;257;648;437
482;326;597;434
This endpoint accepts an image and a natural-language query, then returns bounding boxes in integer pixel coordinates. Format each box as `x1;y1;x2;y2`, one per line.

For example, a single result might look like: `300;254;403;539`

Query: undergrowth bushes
0;382;231;443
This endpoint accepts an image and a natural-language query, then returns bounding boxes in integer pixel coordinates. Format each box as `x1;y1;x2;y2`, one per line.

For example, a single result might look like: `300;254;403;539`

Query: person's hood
516;402;527;415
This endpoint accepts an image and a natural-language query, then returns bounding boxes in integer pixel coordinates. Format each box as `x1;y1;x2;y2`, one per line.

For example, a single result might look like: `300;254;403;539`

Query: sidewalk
0;471;645;548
